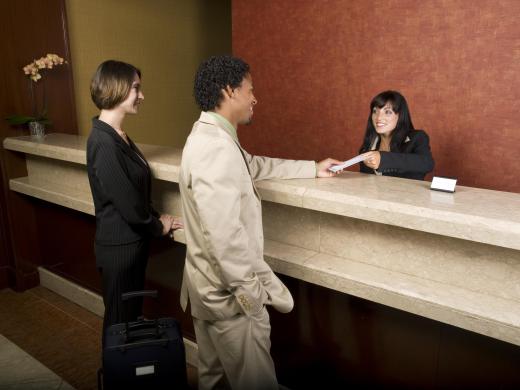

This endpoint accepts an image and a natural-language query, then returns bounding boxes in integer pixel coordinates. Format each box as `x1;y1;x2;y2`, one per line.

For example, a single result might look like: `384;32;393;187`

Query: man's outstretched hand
316;158;344;177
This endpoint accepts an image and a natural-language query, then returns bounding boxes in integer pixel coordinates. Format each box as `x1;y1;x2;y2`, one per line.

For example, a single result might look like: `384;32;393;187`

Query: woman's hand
159;214;174;236
362;151;381;170
160;215;184;239
171;217;184;230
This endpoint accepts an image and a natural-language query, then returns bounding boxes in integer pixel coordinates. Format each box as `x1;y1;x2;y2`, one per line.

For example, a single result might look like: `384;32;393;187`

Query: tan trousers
193;307;279;390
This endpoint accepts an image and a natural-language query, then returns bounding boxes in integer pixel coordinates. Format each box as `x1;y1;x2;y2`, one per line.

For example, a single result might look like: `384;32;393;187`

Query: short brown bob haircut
90;60;141;110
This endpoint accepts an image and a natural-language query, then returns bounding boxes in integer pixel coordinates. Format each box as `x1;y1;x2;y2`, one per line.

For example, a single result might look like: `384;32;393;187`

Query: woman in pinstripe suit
86;60;182;334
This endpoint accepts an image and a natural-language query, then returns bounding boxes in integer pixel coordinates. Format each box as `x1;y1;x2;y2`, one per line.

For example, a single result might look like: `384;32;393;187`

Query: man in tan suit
179;55;341;390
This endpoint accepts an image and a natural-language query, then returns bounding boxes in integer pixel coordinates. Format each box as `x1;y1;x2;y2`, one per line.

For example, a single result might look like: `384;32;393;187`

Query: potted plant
6;53;67;138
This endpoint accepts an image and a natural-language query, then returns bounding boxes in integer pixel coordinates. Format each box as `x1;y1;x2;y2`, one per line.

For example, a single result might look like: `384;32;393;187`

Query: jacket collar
92;116;148;167
207;112;238;141
197;111;239;144
196;112;261;200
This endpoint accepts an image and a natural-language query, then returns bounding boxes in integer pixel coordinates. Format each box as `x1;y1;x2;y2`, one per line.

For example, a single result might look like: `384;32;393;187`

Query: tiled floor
0;334;74;389
0;286;197;389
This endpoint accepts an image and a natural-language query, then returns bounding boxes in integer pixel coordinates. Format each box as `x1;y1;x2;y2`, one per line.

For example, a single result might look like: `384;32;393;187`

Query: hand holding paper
316;158;344;177
328;153;369;173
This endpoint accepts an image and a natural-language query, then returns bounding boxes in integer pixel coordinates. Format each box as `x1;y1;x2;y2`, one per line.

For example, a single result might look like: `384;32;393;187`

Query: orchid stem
29;79;36;119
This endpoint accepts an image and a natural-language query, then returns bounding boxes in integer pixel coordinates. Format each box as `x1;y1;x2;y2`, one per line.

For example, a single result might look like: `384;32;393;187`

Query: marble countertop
4;133;520;250
5;133;520;345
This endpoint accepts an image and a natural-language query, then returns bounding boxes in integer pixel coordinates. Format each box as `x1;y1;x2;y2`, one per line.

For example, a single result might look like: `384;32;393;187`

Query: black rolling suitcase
98;290;188;389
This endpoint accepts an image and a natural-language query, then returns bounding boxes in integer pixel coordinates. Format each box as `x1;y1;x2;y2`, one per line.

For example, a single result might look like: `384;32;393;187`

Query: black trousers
95;240;150;332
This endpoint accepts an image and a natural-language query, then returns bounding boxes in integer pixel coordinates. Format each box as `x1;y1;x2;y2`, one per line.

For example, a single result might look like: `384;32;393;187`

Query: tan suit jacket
179;112;316;320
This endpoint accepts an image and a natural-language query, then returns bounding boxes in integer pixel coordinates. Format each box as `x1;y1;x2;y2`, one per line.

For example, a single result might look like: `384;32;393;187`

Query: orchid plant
6;53;67;126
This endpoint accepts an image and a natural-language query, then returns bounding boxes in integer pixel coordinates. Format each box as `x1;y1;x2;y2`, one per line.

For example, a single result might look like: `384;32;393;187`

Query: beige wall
66;0;231;147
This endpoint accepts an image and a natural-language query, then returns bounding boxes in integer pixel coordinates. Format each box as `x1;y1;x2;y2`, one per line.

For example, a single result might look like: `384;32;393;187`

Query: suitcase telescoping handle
121;290;158;301
121;290;160;343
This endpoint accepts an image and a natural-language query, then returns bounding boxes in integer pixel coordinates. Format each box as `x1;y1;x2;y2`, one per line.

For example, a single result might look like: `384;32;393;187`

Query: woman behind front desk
359;90;434;180
87;60;182;332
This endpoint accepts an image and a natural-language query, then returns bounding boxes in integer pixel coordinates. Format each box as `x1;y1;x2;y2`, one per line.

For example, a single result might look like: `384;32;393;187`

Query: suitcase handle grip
116;337;169;352
125;319;160;343
121;290;158;301
126;330;161;343
127;319;158;331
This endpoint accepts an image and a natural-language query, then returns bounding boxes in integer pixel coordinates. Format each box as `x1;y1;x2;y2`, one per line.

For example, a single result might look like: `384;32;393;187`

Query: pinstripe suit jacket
87;117;163;247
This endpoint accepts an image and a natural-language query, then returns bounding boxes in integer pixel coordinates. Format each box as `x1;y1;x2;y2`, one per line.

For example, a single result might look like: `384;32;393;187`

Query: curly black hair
194;55;250;111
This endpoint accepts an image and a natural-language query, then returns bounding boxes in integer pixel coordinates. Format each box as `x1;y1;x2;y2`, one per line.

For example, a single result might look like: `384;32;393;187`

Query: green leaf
5;115;36;125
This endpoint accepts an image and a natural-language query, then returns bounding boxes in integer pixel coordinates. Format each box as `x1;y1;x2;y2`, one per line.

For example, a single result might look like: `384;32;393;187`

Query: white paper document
328;154;368;173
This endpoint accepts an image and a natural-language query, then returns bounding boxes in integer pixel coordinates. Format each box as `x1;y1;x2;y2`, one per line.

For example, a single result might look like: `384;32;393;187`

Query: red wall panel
232;0;520;192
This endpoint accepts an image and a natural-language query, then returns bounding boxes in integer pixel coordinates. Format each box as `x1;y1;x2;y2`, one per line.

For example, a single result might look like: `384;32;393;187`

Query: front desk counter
4;133;520;388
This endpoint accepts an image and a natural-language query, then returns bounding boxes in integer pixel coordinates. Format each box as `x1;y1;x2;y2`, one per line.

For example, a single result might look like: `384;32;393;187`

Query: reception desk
4;133;520;387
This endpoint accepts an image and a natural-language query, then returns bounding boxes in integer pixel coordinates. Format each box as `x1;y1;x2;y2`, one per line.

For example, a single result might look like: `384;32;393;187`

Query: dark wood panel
145;240;194;339
32;198;99;292
0;153;11;289
0;0;78;291
270;276;438;389
436;325;520;389
1;0;77;135
1;153;41;291
269;275;520;389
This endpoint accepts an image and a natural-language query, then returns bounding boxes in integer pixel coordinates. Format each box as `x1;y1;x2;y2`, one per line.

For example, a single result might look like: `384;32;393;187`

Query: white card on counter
430;176;457;193
329;154;368;172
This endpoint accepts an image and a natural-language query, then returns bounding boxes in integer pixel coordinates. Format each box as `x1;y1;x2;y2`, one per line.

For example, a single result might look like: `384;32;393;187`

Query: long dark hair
359;90;415;153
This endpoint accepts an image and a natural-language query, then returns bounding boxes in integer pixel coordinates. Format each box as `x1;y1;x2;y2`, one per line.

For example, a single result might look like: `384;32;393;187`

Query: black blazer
360;130;434;180
87;117;163;245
